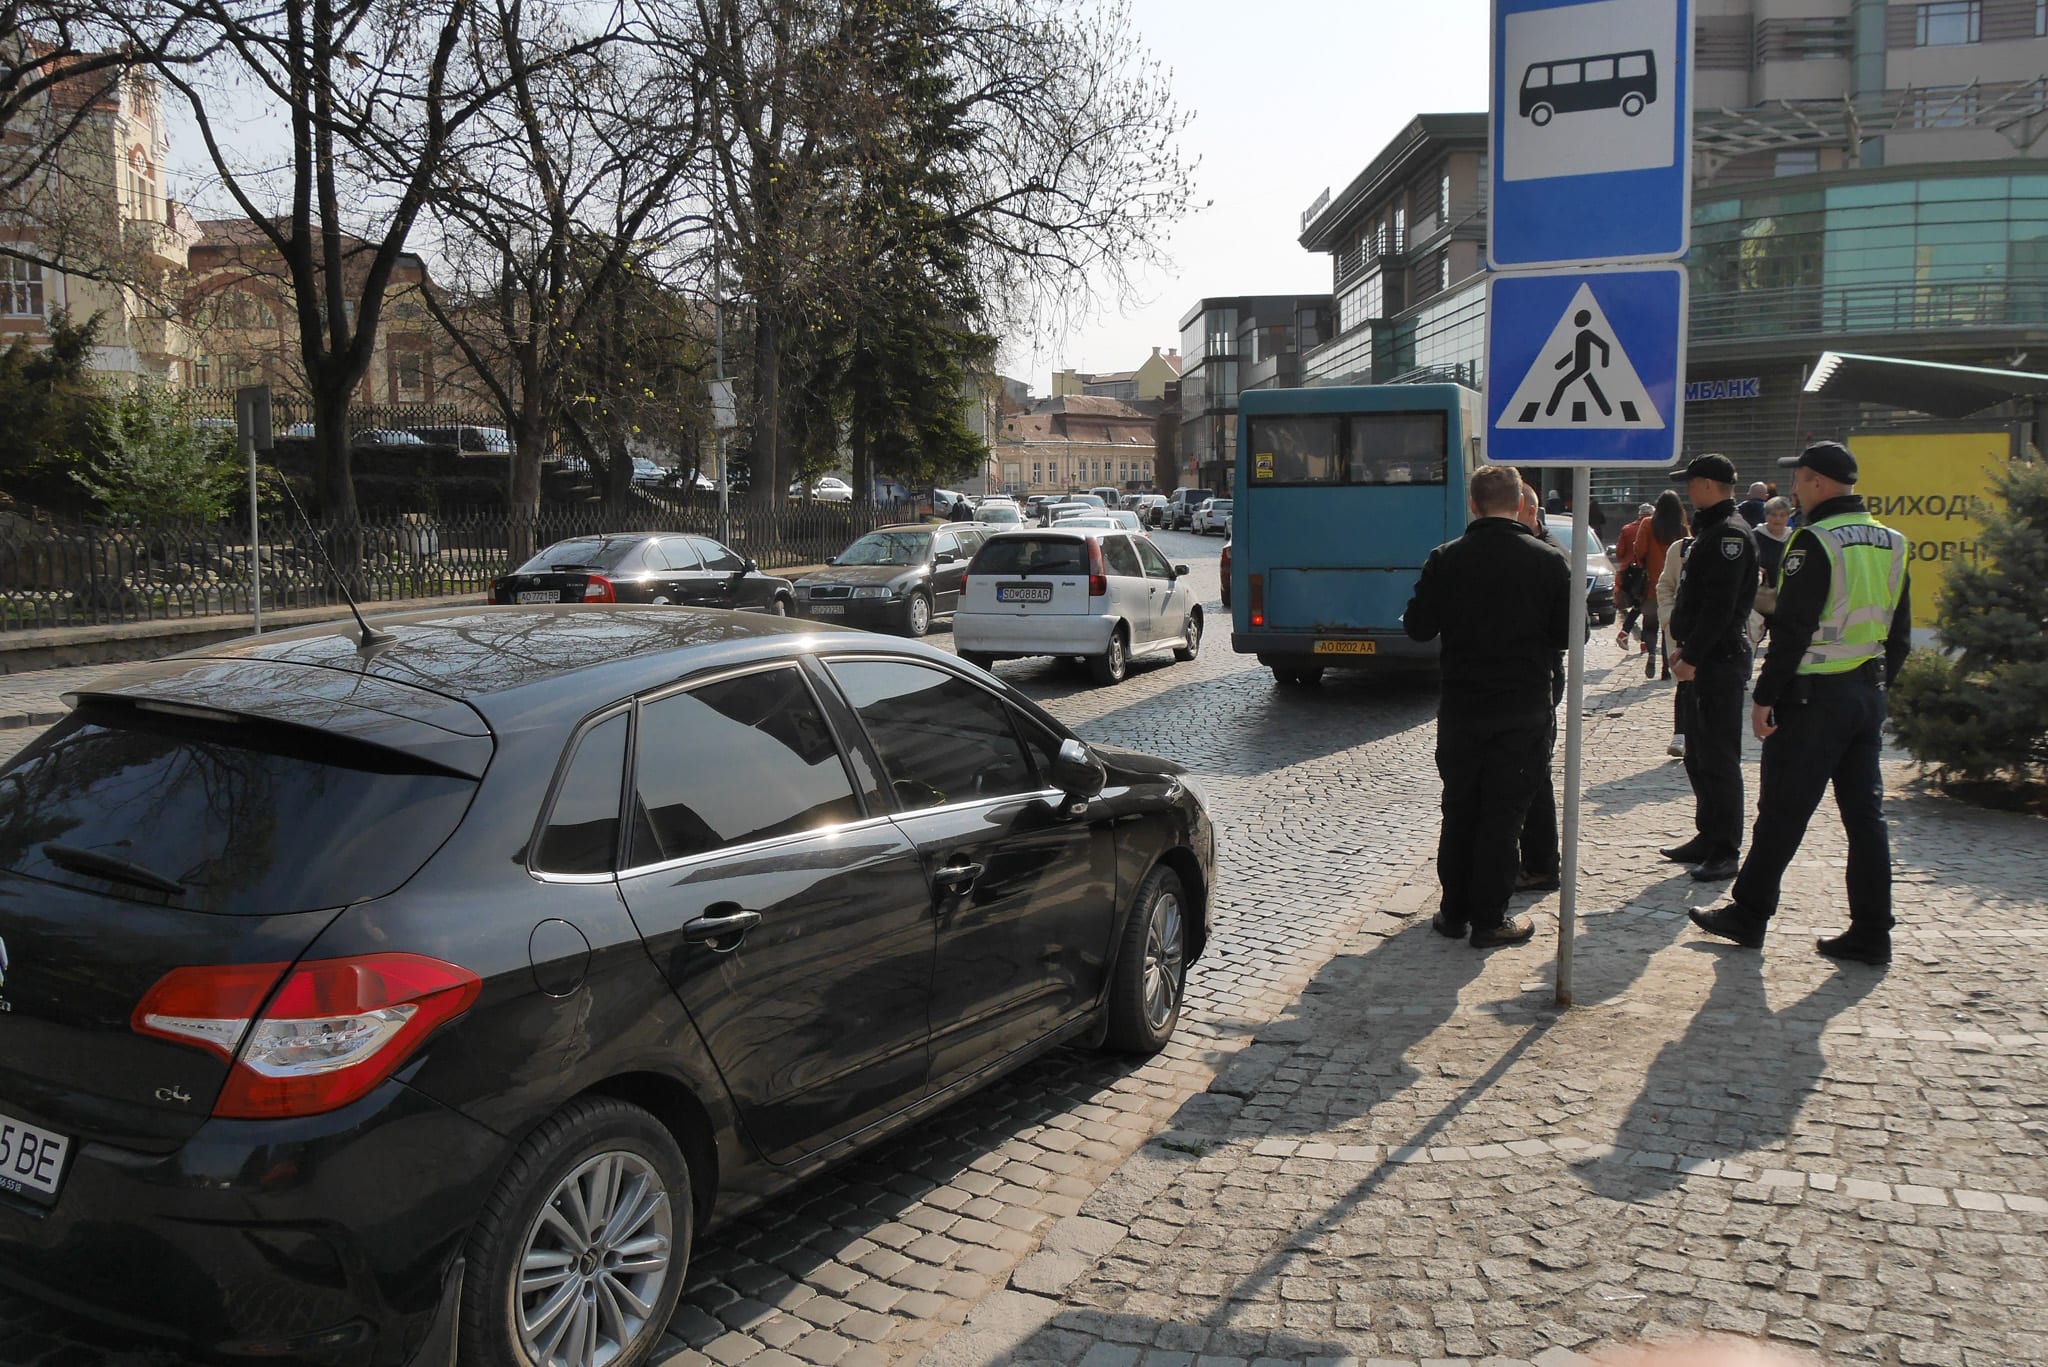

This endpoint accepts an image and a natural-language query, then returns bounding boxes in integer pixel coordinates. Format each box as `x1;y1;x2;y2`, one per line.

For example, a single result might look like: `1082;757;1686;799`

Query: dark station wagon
0;606;1214;1367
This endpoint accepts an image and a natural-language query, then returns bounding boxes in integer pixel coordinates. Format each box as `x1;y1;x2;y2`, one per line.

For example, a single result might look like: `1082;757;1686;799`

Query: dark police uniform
1696;441;1912;960
1405;516;1572;942
1666;497;1758;865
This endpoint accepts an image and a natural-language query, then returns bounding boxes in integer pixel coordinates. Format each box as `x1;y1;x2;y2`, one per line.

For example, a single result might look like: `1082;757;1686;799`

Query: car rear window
971;537;1088;576
0;702;477;915
515;538;649;573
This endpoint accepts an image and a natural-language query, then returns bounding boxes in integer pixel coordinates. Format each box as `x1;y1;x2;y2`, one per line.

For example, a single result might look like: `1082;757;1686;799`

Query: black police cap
1672;452;1738;484
1779;440;1858;484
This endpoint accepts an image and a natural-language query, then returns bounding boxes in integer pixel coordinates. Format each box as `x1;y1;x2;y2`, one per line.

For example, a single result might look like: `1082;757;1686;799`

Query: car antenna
270;472;397;651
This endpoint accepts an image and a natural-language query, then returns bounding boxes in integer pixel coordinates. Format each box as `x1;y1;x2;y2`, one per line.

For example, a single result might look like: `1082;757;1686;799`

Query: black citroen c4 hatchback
0;606;1213;1367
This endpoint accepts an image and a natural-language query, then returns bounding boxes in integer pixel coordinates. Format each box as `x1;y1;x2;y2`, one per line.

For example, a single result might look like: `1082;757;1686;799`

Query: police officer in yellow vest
1690;440;1911;965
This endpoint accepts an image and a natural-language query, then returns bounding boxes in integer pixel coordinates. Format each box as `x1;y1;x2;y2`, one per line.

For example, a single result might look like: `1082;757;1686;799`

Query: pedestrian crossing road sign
1485;264;1686;466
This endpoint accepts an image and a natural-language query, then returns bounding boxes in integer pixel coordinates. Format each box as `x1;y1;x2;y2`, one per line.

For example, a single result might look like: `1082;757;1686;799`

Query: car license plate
0;1108;70;1205
516;590;558;604
809;604;845;615
1313;639;1376;655
997;583;1052;603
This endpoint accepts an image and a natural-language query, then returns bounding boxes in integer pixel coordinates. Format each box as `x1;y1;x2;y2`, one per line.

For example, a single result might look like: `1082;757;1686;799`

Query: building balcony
1691;278;2048;349
124;213;199;270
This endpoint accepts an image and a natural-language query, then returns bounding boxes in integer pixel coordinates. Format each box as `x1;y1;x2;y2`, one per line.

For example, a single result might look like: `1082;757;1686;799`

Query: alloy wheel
1143;891;1185;1032
514;1151;675;1367
908;593;931;635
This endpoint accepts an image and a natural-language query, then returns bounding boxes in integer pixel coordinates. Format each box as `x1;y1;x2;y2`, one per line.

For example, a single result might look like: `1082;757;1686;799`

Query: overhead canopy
1804;351;2048;419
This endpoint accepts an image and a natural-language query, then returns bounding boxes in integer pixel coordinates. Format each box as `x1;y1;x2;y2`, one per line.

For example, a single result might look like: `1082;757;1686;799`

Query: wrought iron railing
0;497;891;632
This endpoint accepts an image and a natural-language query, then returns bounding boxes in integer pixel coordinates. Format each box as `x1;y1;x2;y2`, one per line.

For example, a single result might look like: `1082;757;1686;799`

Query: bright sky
1011;0;1492;392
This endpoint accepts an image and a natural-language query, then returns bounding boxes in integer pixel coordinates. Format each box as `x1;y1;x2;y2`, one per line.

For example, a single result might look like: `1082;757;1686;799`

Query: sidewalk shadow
1580;943;1882;1200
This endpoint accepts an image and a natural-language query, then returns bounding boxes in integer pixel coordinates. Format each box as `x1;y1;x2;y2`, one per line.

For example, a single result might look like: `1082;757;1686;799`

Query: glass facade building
1176;296;1333;494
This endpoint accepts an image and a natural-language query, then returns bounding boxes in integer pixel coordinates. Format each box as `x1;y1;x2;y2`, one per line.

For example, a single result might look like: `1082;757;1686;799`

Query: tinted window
827;662;1037;810
517;538;650;574
932;531;960;560
629;668;859;865
1347;412;1447;485
654;538;701;571
689;537;747;573
1250;417;1343;483
0;703;476;915
535;713;626;874
1100;536;1143;578
970;537;1088;576
1133;537;1175;580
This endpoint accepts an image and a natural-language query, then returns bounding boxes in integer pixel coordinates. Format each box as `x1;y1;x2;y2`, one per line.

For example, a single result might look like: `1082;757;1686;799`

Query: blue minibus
1228;384;1484;685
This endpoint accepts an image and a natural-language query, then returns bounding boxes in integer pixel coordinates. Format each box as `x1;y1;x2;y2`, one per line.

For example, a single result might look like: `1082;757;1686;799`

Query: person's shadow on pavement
1581;943;1882;1199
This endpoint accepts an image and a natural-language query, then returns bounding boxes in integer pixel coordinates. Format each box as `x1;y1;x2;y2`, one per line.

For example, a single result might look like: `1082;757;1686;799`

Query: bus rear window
1249;412;1447;486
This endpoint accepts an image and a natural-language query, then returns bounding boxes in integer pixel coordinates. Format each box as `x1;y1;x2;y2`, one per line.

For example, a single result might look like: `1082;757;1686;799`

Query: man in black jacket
1661;454;1759;881
1405;464;1573;949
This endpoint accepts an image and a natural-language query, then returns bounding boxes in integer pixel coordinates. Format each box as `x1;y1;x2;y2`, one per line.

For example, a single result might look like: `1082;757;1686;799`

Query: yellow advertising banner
1847;430;2009;627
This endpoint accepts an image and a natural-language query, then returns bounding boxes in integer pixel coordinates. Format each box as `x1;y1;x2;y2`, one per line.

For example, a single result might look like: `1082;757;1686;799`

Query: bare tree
144;0;615;525
695;0;1192;508
419;0;703;544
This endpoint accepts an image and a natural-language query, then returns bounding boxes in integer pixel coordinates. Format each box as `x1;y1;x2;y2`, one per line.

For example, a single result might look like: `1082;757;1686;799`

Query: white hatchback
954;529;1203;685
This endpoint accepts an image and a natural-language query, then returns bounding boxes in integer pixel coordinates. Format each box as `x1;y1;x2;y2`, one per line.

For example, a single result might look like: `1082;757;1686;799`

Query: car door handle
932;861;984;893
681;905;762;943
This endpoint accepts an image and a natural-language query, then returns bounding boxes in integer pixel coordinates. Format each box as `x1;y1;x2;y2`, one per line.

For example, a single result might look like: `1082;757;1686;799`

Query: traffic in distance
0;419;1469;1366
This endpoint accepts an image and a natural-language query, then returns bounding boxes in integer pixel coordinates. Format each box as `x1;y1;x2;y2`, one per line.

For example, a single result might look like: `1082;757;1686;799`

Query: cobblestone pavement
3;533;2042;1367
0;665;106;732
926;636;2048;1367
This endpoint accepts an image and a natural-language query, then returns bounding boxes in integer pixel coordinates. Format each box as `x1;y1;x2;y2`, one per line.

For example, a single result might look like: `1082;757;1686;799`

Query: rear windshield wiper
42;843;187;897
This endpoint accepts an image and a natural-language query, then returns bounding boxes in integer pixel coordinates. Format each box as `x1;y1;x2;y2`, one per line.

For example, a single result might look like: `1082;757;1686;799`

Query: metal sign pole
247;435;262;634
1557;465;1590;1005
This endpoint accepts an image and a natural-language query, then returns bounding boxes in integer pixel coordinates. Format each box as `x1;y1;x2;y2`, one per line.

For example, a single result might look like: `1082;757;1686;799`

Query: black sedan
0;607;1213;1367
791;524;985;636
490;532;795;614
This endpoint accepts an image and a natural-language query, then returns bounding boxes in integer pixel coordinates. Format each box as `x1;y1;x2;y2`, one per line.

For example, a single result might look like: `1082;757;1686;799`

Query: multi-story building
0;64;199;382
993;394;1162;495
1177;295;1333;493
1050;347;1184;402
184;220;449;408
1298;7;2048;499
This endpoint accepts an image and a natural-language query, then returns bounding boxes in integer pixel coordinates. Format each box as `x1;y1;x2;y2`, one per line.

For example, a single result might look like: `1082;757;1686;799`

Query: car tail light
1087;538;1108;598
1249;572;1265;628
134;954;482;1119
583;575;616;602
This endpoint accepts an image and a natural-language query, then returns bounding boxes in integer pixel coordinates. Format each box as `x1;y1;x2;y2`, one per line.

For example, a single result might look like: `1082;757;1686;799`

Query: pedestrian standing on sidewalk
1404;464;1572;950
1654;521;1691;759
1690;440;1911;966
1639;492;1688;678
1658;453;1759;883
1516;482;1565;893
1751;495;1794;640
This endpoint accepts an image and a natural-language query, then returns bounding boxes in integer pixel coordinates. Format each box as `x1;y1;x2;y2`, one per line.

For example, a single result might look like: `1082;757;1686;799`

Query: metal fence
0;497;894;632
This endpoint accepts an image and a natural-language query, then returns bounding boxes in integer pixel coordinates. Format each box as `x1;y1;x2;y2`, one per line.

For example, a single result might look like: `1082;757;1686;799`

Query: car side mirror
741;558;758;574
935;550;959;565
1049;738;1106;813
1174;564;1189;576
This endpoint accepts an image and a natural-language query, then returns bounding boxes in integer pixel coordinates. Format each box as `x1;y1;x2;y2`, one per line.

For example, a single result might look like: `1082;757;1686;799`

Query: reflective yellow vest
1788;510;1907;675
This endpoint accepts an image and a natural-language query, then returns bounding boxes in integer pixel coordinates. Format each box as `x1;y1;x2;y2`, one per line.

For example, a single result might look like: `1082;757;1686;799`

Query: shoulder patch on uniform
1783;548;1807;575
1720;538;1742;560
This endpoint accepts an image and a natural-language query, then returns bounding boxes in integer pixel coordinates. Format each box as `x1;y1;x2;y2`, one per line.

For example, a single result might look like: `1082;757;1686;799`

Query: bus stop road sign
1489;0;1691;269
1485;264;1687;466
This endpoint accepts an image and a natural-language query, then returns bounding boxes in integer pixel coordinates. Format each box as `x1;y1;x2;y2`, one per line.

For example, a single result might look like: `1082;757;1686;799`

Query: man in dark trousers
1690;440;1912;966
1405;464;1573;950
1660;453;1759;882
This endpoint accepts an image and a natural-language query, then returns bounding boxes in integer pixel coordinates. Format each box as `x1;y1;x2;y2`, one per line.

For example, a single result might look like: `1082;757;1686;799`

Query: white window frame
1;256;45;319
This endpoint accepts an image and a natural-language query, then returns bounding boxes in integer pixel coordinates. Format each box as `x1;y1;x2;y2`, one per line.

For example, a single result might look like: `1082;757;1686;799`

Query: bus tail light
1086;538;1107;598
1249;572;1265;628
